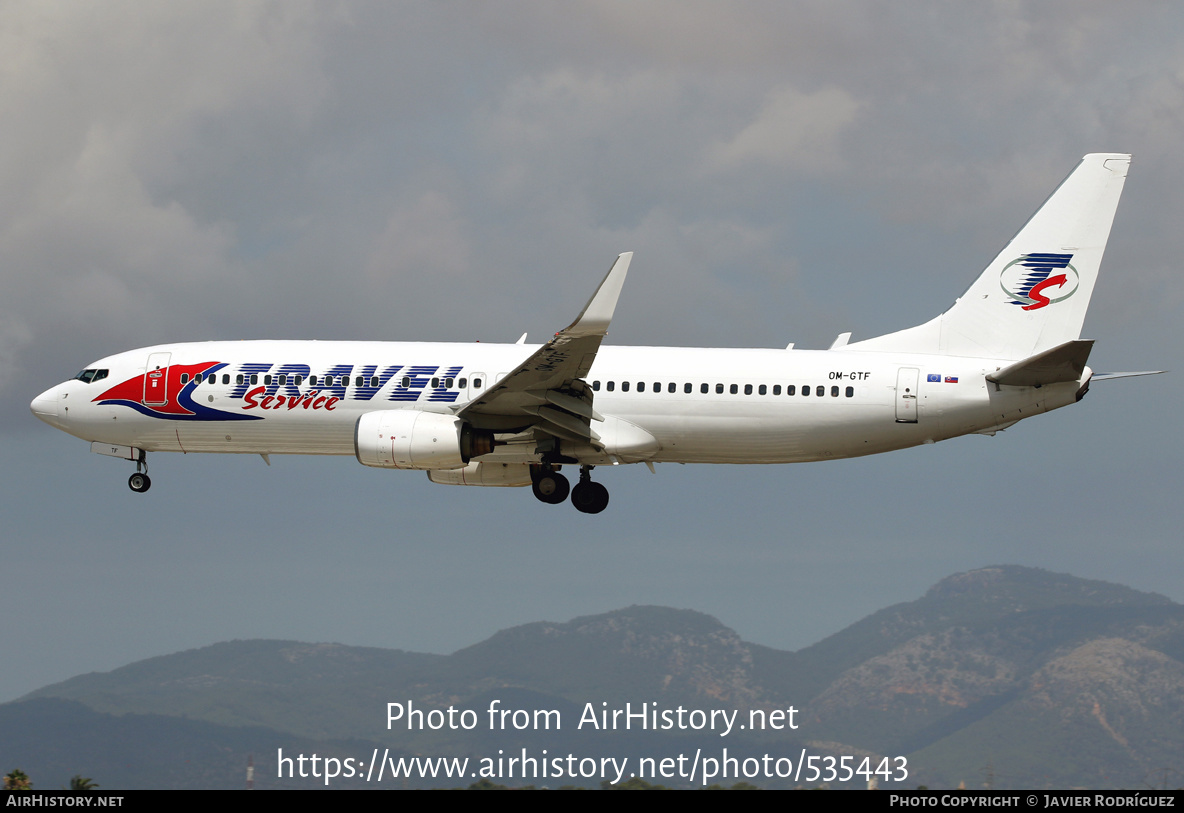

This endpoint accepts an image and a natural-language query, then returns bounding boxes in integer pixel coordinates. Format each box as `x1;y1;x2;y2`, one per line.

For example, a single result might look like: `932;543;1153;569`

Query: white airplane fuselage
32;340;1078;464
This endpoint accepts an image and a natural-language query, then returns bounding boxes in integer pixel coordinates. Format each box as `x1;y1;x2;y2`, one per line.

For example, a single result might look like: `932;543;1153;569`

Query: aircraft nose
30;386;61;421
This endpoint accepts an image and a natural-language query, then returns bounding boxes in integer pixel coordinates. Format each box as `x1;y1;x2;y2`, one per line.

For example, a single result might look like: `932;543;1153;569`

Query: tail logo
999;253;1078;310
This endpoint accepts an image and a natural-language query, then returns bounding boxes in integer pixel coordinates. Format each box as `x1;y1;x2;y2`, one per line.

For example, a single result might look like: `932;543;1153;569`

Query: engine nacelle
428;462;533;487
354;410;493;470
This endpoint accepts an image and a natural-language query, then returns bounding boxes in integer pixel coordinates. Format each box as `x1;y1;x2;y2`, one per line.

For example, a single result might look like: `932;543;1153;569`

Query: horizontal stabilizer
986;340;1093;387
1091;370;1167;381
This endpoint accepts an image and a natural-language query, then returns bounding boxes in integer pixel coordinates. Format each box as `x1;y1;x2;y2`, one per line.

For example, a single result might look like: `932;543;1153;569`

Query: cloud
364;192;473;282
707;86;861;173
0;2;338;403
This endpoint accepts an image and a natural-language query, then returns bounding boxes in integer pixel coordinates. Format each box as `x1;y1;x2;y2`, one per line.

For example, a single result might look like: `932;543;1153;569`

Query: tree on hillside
4;769;31;790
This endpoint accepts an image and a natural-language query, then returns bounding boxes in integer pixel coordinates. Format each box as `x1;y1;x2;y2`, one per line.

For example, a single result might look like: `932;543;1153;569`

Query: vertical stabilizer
849;154;1130;360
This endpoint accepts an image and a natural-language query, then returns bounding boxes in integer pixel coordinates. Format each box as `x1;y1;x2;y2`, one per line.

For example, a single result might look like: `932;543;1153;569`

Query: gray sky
3;2;1182;702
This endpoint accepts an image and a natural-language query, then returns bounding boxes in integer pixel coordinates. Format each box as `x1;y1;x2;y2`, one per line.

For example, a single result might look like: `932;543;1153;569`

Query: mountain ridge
15;565;1184;789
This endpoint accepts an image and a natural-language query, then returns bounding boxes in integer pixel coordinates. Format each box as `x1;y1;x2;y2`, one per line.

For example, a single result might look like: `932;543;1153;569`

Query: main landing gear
128;453;151;493
530;464;609;514
571;467;609;514
531;465;569;505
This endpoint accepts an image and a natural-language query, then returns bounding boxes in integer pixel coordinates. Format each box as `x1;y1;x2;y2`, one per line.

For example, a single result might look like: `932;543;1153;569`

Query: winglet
564;252;632;337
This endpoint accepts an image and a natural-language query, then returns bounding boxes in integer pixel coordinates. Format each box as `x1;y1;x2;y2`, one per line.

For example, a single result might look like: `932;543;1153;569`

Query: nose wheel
128;453;151;493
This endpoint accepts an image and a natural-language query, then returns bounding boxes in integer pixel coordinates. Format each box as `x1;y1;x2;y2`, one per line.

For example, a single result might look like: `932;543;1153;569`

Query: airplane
31;153;1160;513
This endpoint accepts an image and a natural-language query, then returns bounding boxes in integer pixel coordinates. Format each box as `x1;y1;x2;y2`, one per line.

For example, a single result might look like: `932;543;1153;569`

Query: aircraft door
895;367;919;423
143;352;171;406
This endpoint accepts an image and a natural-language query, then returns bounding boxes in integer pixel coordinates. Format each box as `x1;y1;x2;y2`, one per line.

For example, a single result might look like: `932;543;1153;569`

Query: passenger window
264;375;272;385
401;376;410;387
236;374;244;385
684;383;692;393
637;382;645;392
181;374;190;384
846;386;854;397
773;385;781;395
831;386;839;397
730;384;738;394
715;383;724;394
759;384;767;395
277;374;287;385
744;384;752;395
592;380;601;391
458;378;466;388
622;381;630;392
654;382;661;392
294;375;303;386
473;378;482;388
802;385;809;396
786;385;795;395
310;375;319;386
431;378;440;388
816;385;825;396
221;374;229;385
607;381;615;392
701;383;708;394
446;377;454;388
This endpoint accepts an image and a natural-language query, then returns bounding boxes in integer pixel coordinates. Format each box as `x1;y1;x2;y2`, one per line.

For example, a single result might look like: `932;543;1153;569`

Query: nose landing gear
128;453;151;493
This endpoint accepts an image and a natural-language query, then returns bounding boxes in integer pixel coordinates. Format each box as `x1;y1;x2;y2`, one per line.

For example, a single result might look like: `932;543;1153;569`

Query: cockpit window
73;369;109;384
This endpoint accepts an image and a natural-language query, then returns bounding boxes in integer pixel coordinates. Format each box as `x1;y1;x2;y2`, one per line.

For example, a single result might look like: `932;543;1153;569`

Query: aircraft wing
457;252;632;443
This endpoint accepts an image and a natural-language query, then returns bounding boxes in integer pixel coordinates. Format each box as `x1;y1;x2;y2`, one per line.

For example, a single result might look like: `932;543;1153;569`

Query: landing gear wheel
128;473;152;493
571;481;609;514
531;471;570;505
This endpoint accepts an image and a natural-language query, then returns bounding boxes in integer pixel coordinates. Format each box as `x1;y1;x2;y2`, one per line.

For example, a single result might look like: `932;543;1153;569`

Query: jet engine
355;410;493;470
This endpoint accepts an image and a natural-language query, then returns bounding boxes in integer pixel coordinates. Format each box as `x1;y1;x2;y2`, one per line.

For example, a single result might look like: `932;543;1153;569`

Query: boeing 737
31;153;1157;513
